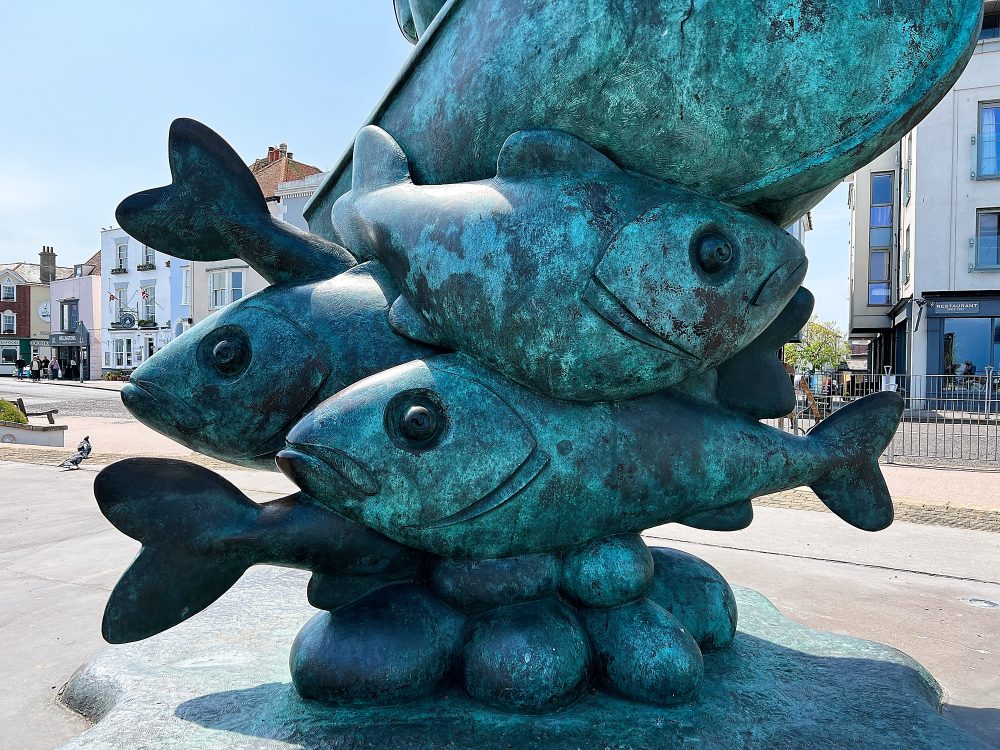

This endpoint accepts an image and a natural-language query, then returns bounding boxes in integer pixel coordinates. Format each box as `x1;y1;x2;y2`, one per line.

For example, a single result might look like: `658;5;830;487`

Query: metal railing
766;370;999;467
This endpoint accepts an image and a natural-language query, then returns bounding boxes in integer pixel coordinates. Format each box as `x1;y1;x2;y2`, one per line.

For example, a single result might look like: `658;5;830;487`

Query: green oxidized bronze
93;0;981;728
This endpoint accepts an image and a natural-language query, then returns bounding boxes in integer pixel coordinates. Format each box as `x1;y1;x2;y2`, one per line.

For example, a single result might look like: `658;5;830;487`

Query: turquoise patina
91;0;984;727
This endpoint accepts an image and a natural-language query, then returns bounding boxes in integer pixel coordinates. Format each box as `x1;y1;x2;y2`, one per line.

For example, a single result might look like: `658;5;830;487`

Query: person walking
41;356;50;379
30;355;41;382
69;357;78;380
49;358;61;380
14;356;25;380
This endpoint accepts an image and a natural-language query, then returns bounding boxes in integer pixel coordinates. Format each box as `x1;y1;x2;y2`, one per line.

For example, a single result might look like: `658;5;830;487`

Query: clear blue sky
2;1;851;331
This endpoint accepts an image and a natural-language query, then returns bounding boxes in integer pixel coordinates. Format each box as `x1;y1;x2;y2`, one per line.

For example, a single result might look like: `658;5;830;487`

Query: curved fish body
306;0;982;235
278;356;903;559
333;126;807;402
121;262;440;470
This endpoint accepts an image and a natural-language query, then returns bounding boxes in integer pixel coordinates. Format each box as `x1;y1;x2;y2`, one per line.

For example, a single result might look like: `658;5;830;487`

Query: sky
1;1;851;331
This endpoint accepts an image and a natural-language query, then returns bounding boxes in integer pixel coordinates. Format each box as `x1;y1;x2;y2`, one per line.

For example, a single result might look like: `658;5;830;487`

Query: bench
6;398;59;425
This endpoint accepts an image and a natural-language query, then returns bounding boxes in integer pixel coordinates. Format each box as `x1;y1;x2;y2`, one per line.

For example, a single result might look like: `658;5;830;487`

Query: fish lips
276;443;381;500
122;380;208;433
753;257;808;308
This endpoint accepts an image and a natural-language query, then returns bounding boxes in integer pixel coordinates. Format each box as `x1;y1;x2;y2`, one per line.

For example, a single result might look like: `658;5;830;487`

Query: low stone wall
0;420;67;447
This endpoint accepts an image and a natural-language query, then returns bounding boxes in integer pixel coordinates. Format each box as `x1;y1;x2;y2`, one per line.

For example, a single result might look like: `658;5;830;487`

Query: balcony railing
970;236;1000;271
110;266;128;275
136;262;156;272
974;133;999;180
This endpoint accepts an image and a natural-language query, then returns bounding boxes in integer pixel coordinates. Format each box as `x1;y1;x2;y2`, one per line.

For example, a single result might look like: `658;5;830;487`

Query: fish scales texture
334;127;808;401
280;356;903;559
305;0;982;235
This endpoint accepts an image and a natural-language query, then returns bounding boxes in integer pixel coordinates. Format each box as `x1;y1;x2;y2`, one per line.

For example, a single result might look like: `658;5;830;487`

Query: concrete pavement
1;457;997;748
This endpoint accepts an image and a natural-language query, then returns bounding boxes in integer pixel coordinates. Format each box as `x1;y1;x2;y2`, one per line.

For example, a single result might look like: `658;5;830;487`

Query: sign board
30;339;49;347
929;300;981;316
0;339;17;347
50;332;88;346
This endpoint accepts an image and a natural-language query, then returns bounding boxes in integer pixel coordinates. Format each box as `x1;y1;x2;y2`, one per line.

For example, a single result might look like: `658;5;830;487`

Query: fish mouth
582;277;699;361
753;257;808;308
122;380;208;431
276;444;380;498
408;447;550;530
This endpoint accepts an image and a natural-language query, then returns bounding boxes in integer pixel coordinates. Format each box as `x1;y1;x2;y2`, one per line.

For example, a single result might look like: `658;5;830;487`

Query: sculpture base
59;566;984;750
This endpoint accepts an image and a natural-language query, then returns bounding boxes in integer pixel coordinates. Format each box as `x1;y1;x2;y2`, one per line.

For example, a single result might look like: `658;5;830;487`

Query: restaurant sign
928;301;981;316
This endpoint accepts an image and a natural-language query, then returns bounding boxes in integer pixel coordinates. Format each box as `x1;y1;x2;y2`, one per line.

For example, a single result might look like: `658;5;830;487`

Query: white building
49;251;103;380
100;229;180;374
847;4;1000;379
189;145;325;324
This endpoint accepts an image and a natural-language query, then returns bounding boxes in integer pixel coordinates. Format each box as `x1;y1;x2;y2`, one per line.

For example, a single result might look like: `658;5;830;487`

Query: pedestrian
41;356;49;379
50;358;60;380
69;357;78;380
14;356;25;380
30;355;41;382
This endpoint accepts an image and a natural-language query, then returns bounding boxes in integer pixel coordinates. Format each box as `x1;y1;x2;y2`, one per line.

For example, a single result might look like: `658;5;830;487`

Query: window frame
181;266;191;306
0;280;15;302
1;311;16;335
143;245;155;266
867;172;895;307
141;286;156;322
975;208;1000;270
978;101;1000;181
116;242;129;271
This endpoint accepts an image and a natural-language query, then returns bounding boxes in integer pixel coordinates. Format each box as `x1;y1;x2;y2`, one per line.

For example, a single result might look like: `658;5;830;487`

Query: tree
783;318;851;372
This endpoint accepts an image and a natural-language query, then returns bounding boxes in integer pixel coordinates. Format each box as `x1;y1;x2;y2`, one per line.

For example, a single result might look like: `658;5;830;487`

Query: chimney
39;245;57;284
279;143;288;158
268;146;277;163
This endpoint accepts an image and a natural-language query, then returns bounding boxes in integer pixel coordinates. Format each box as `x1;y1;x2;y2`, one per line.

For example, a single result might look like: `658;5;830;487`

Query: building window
902;134;913;206
181;266;191;306
143;246;155;265
115;242;129;271
1;280;14;301
1;311;15;334
2;347;16;364
113;338;133;368
208;269;246;309
979;103;1000;180
61;300;80;332
115;286;128;321
104;351;111;367
141;286;156;322
982;10;999;41
943;318;994;376
868;173;894;305
230;270;244;302
977;210;1000;269
868;252;891;305
902;226;911;285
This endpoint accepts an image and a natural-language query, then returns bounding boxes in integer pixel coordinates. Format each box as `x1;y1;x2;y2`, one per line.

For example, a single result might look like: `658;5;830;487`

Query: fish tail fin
116;118;355;284
807;392;903;532
350;126;412;194
96;459;261;643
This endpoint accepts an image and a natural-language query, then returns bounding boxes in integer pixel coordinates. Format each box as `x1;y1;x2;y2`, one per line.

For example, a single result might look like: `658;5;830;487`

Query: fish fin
393;0;419;44
103;548;247;644
116;118;356;284
679;501;754;531
96;458;261;642
671;369;720;405
388;295;447;347
496;130;619;180
808;392;903;531
717;287;814;418
351;126;412;194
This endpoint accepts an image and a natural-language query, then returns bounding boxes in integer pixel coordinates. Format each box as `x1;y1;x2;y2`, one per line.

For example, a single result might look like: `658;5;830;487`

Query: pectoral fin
679;501;754;532
388;295;447;347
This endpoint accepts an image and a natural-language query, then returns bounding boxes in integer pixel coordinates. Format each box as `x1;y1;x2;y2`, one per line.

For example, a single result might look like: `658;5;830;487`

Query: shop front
924;296;1000;377
49;324;92;381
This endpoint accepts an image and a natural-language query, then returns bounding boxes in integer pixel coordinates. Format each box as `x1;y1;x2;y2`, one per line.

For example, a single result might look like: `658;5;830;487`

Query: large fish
113;119;440;469
121;262;440;470
306;0;983;236
333;126;807;402
277;356;903;560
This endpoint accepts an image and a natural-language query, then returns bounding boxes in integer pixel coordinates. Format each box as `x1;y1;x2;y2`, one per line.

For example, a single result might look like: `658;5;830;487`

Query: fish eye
694;232;735;275
200;326;251;377
385;390;446;450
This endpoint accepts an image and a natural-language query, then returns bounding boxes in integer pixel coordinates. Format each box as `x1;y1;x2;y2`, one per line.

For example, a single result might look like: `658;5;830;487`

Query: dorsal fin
496;130;619;180
351;126;412;194
388;295;446;347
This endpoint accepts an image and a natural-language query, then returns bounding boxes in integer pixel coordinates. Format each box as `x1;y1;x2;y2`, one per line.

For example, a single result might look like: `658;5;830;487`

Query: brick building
1;247;74;375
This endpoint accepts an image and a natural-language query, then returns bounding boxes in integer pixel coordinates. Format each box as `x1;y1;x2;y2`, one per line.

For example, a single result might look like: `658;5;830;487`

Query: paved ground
2;378;998;747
